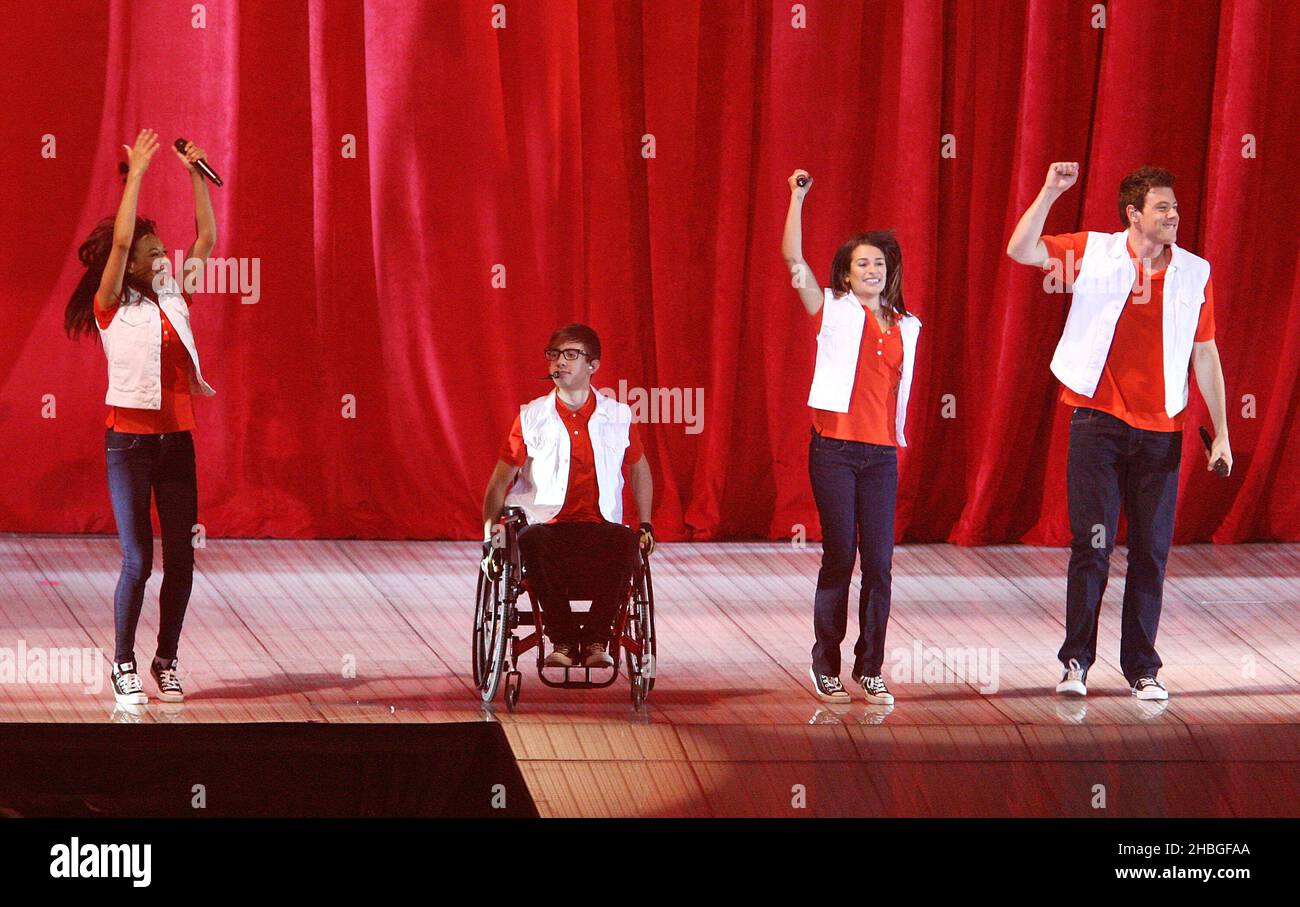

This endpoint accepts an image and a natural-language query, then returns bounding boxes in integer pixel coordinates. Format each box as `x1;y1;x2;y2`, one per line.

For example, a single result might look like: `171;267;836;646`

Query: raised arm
782;169;825;316
96;129;161;312
1006;162;1078;267
174;140;217;280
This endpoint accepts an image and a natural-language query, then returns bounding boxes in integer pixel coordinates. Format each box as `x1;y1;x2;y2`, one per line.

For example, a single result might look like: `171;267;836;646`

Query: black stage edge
0;722;537;818
0;818;1288;892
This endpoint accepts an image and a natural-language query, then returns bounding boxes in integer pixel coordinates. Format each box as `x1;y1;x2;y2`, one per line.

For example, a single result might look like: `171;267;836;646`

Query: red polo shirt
94;293;197;434
499;392;645;523
1042;233;1215;431
809;306;904;445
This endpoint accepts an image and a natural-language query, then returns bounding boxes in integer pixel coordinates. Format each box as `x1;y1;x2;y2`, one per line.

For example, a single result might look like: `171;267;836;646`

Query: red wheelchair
473;507;657;711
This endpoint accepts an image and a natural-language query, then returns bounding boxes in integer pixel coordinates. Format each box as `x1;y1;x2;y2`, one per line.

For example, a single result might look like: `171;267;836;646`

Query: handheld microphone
175;138;223;186
1198;426;1229;477
796;175;810;187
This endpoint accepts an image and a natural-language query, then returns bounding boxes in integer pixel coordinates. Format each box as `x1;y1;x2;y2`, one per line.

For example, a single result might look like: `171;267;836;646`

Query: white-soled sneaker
582;642;615;669
809;667;851;703
150;657;184;702
544;643;577;668
854;673;895;705
111;661;148;706
1131;676;1168;700
1056;658;1088;696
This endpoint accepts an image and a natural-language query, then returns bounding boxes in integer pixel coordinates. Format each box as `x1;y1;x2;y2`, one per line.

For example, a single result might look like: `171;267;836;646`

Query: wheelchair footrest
538;664;620;690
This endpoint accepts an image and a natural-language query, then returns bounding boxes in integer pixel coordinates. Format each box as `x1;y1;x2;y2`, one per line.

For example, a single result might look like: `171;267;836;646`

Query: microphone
175;138;223;186
1199;426;1229;477
796;175;810;187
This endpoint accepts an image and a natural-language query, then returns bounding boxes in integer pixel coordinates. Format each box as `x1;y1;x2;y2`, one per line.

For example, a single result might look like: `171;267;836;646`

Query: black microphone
175;138;223;186
796;174;810;187
1199;426;1229;477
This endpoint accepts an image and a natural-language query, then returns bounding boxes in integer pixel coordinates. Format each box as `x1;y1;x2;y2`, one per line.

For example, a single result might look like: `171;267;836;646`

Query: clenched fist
1045;161;1079;194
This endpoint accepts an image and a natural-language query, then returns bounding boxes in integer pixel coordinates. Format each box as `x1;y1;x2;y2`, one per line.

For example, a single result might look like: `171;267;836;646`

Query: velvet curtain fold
1;0;1296;542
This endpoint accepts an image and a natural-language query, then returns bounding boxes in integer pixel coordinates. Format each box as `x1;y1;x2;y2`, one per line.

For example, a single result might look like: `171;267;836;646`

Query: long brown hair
828;230;907;322
64;215;158;339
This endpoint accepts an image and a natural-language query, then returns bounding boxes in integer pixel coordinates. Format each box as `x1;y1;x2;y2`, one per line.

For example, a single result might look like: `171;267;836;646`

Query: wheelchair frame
473;507;657;711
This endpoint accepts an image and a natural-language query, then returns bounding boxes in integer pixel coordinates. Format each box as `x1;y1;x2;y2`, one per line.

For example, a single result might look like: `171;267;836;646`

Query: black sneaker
1131;676;1168;700
150;657;184;702
1056;658;1088;696
111;661;147;706
809;667;850;703
853;673;895;705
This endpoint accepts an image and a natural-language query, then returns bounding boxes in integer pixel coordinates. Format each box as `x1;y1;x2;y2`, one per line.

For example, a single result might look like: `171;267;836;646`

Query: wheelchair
472;506;657;711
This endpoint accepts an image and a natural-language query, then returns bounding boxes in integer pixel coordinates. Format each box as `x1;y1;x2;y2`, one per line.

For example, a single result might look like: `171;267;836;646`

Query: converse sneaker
1131;676;1168;701
854;673;895;705
809;667;850;703
544;643;577;668
1056;658;1088;696
150;657;184;702
582;642;614;669
111;661;147;706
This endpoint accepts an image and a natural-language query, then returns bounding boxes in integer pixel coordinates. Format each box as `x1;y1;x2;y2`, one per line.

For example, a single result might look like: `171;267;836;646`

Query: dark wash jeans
1060;407;1180;684
808;427;898;679
516;520;640;648
105;429;198;665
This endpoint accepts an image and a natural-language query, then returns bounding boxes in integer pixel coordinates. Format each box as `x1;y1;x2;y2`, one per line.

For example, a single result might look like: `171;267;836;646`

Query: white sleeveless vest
505;389;634;525
806;287;922;446
97;274;215;410
1050;231;1210;418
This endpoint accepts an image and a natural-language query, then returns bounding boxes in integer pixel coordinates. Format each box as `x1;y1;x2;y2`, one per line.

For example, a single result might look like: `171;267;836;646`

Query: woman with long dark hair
65;129;217;706
781;169;922;706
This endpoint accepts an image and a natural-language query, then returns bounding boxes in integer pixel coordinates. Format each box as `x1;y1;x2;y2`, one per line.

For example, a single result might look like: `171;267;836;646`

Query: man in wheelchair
481;323;655;669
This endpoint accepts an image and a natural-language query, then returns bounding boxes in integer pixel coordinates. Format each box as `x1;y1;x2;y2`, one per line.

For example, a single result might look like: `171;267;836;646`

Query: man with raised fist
1007;163;1231;702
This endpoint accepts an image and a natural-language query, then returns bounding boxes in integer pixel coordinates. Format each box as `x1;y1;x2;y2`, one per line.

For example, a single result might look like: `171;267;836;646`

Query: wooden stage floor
2;536;1298;818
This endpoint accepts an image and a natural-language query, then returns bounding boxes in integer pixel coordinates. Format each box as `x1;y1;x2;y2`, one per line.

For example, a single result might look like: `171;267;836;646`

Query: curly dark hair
64;215;158;339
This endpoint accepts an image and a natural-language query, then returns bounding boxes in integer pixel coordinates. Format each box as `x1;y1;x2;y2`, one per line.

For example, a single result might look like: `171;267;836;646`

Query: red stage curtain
1;0;1296;542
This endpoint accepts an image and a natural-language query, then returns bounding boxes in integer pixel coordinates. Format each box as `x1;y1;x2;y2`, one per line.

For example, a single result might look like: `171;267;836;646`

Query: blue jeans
105;429;198;664
808;428;898;678
1060;408;1180;684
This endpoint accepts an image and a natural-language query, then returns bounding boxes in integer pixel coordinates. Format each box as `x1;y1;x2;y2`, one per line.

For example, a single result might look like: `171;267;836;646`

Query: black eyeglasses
543;347;593;362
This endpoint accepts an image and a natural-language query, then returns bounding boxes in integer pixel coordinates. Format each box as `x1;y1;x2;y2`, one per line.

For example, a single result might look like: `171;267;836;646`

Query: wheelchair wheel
624;556;657;698
472;566;509;703
630;673;648;709
504;670;521;711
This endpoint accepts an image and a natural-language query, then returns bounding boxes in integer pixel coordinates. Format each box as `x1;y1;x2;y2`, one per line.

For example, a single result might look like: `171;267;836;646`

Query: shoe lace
1066;658;1085;680
157;666;181;689
117;670;143;693
821;675;844;693
864;675;887;693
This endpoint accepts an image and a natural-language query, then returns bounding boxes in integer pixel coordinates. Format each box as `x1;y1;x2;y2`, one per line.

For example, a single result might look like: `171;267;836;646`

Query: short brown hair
1118;166;1175;228
547;323;601;361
